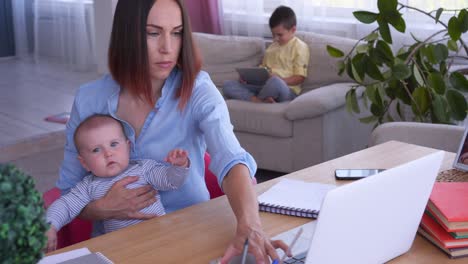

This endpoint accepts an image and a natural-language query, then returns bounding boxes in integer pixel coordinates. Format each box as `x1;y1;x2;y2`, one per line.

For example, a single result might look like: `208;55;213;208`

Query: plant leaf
356;44;369;53
387;12;406;33
392;64;411;80
377;18;393;44
365;85;378;105
450;72;468;92
447;39;458;51
377;0;397;13
458;9;468;32
353;11;379;24
375;40;394;65
432;94;449;123
351;62;363;83
435;8;444;24
366;58;385;81
413;64;424;86
448;17;462;41
411;86;430;115
447;89;468;120
433;44;449;63
427;72;446;94
326;45;344;58
370;103;384;117
337;61;346;75
345;89;360;113
423;45;437;64
365;31;379;42
352;53;367;82
359;115;378;124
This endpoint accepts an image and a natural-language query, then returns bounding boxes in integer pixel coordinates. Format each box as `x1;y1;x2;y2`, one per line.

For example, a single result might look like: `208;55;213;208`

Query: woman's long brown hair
108;0;202;110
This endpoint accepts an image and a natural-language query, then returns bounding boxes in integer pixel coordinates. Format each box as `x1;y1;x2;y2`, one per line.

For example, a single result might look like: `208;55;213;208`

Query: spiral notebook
258;178;335;218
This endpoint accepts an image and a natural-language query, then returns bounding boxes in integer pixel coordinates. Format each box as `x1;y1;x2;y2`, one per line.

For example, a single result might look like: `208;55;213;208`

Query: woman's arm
220;164;288;264
79;176;157;220
192;72;288;263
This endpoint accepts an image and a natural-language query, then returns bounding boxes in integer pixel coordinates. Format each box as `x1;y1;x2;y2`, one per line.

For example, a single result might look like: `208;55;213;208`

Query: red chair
43;188;93;249
43;153;223;249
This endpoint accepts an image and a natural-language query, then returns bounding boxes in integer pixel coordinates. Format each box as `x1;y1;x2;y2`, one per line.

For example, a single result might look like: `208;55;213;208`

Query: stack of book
418;182;468;258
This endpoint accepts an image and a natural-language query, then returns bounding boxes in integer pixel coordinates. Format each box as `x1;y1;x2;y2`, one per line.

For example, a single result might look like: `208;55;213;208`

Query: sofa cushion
296;31;356;92
226;100;292;138
193;32;265;88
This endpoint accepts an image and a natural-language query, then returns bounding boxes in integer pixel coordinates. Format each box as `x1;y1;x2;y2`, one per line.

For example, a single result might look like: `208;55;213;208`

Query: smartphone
334;169;385;180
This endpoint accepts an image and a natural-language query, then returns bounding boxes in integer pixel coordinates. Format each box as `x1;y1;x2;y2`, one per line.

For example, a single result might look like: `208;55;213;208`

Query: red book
420;214;468;249
427;182;468;232
418;227;468;258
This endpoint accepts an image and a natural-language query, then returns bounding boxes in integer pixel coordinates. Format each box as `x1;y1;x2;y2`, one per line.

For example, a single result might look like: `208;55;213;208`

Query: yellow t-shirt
261;36;310;95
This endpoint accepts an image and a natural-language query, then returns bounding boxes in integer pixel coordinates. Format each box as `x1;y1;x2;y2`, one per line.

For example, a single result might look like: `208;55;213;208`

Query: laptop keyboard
283;251;307;264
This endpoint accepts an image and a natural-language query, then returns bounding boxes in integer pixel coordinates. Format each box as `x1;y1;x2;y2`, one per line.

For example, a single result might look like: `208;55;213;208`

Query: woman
57;0;287;263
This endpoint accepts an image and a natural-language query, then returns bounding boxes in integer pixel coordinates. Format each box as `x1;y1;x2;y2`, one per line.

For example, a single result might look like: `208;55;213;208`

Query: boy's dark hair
269;5;296;30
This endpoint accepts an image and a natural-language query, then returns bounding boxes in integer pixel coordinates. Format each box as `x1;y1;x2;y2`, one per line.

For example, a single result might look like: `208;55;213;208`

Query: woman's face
146;0;183;82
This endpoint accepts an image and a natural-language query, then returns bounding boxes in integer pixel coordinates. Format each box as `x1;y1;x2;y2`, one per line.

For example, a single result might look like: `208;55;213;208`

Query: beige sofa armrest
285;82;356;121
369;122;465;152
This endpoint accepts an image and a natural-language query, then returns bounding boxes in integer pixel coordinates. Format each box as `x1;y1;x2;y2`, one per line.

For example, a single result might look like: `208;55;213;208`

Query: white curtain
12;0;96;71
11;0;30;59
221;0;468;62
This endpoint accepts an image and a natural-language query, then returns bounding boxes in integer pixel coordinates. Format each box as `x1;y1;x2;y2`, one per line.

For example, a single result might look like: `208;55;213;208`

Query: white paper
258;179;335;211
38;248;91;264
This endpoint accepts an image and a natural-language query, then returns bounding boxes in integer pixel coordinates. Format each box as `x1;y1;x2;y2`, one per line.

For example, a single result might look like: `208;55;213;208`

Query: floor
0;58;100;193
0;58;283;193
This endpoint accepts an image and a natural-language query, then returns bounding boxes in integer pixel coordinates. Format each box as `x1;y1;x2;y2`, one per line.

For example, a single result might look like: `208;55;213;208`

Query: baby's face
77;123;130;177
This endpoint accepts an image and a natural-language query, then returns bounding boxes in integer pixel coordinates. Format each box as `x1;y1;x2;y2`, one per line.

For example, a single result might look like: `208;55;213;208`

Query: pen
281;227;304;262
240;238;249;264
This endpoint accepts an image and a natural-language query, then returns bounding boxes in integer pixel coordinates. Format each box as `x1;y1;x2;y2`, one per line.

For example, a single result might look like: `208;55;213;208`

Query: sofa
369;122;465;152
193;31;374;173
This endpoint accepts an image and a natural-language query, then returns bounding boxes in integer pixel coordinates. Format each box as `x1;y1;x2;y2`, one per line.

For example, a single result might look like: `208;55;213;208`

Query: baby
45;114;190;252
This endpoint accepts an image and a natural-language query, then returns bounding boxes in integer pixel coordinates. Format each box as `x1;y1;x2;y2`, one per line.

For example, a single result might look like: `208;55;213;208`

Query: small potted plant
327;0;468;127
0;163;48;264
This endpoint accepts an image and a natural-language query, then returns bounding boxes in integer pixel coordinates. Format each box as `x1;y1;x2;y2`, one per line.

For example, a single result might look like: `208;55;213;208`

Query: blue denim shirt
57;69;257;213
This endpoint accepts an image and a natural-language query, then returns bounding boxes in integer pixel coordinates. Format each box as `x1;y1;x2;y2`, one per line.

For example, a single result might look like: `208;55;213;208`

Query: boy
45;115;190;252
223;5;310;103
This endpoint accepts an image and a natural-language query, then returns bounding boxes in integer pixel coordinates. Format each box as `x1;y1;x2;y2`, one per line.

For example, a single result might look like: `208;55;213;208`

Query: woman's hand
220;224;289;264
81;176;158;220
220;164;289;264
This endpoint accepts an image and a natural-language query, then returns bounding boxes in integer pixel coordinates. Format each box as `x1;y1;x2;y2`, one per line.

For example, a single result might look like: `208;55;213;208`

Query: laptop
272;151;444;264
236;67;270;85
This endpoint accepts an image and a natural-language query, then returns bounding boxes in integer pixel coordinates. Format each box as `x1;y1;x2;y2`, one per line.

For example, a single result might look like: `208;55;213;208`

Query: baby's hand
45;226;58;253
165;149;189;168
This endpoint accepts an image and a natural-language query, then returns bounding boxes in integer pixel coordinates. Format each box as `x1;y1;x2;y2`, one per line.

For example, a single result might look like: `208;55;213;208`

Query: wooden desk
52;141;463;263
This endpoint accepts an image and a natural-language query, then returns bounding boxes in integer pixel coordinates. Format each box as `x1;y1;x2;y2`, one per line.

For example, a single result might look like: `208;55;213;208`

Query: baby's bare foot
263;97;276;103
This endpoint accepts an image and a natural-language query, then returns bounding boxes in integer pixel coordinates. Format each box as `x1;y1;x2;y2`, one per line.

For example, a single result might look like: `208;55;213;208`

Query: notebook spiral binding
96;252;114;264
259;203;319;219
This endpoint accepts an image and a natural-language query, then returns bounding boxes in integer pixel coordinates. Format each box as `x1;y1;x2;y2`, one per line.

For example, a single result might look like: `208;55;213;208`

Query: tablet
236;67;270;85
453;127;468;171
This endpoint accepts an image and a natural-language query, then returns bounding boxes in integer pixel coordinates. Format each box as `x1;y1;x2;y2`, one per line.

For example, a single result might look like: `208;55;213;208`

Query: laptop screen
453;127;468;171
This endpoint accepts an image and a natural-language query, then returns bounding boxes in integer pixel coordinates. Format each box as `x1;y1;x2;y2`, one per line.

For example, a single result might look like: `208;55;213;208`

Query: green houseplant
0;163;48;264
327;0;468;127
